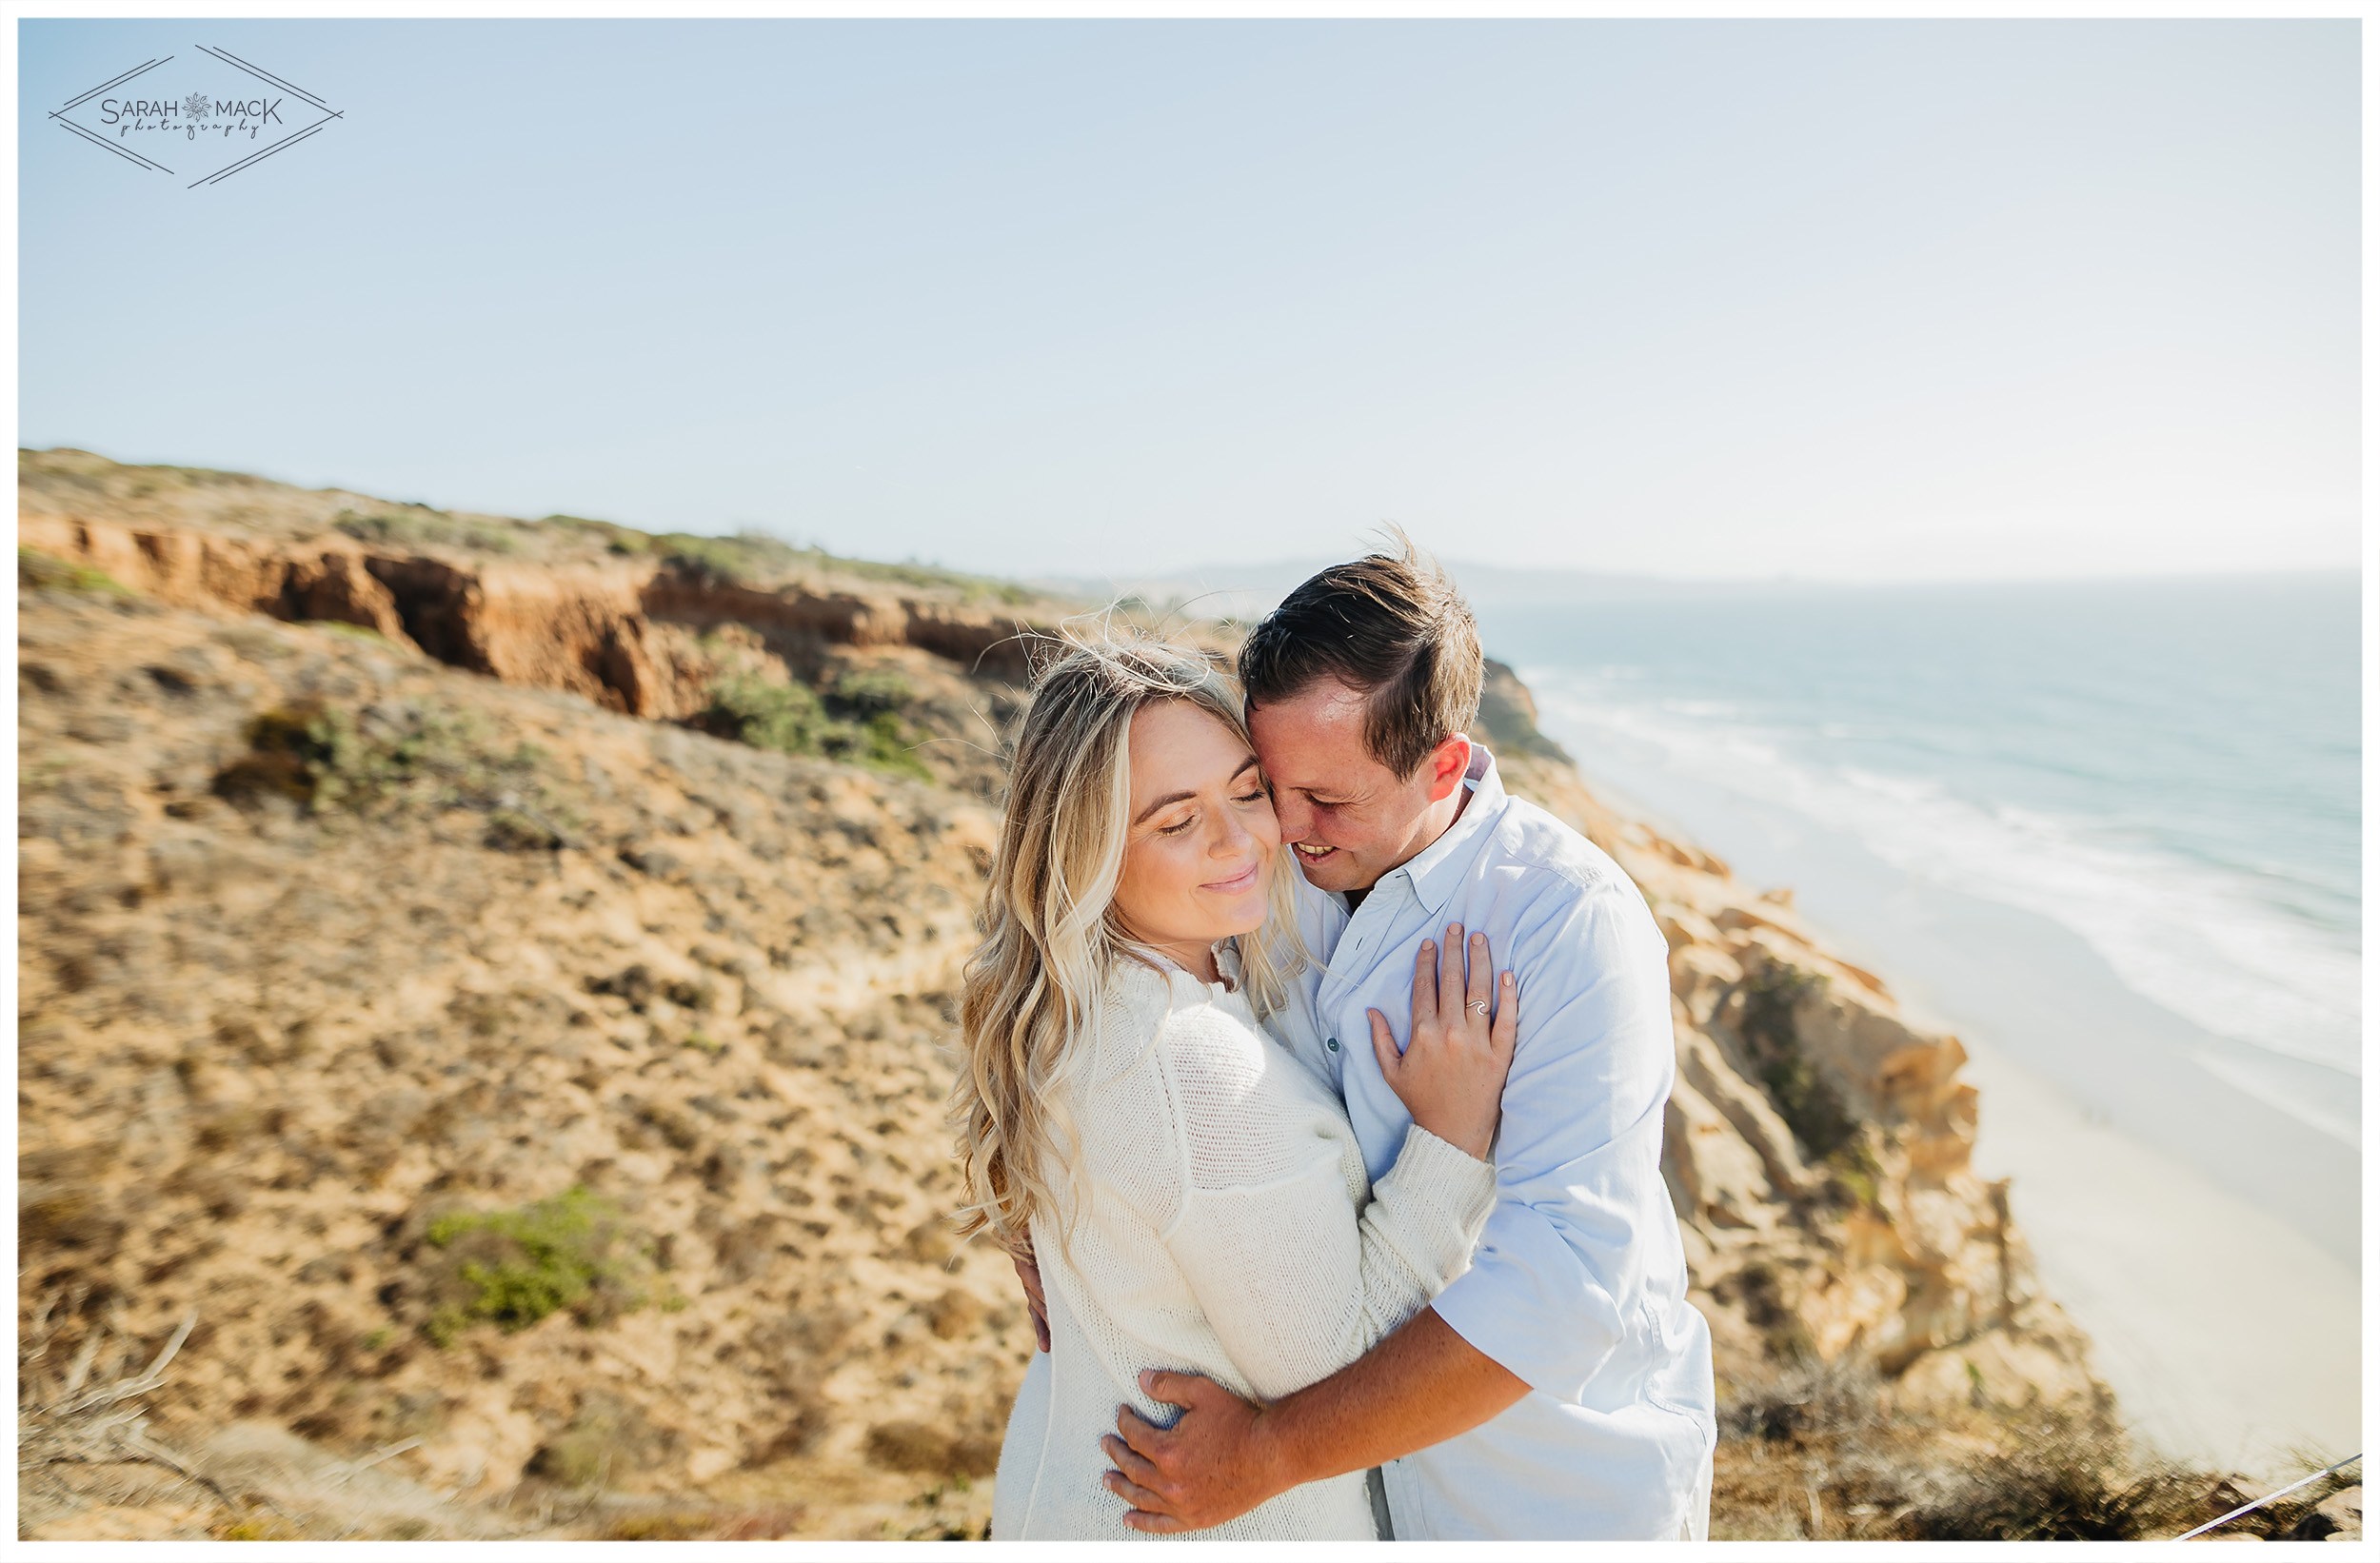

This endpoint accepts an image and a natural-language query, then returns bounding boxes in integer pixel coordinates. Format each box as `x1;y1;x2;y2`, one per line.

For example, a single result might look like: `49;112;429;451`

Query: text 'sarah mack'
98;96;287;137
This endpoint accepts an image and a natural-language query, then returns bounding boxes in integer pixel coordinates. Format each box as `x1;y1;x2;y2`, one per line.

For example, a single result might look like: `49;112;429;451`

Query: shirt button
1325;1037;1340;1052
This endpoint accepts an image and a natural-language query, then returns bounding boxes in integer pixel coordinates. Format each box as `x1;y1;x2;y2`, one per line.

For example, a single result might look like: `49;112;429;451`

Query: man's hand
1012;1249;1050;1353
1101;1312;1529;1532
1101;1369;1283;1533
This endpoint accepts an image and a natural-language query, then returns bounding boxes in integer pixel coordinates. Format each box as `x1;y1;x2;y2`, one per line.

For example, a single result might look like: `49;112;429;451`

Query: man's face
1246;678;1466;895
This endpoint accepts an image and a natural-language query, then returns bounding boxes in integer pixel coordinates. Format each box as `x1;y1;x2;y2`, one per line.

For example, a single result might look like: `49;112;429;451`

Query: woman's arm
1155;928;1517;1402
1164;1111;1494;1402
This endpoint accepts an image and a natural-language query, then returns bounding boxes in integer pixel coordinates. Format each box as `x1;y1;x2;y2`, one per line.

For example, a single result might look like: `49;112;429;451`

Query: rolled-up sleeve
1426;877;1679;1404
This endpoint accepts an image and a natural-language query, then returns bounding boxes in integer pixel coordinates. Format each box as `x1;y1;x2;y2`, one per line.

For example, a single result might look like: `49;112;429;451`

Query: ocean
1476;570;2362;1150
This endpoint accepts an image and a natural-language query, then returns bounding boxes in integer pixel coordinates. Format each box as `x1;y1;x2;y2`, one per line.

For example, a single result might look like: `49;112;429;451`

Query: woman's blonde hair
949;627;1305;1254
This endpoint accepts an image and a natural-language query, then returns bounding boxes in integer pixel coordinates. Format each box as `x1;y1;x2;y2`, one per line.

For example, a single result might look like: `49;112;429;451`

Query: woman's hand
1367;923;1517;1160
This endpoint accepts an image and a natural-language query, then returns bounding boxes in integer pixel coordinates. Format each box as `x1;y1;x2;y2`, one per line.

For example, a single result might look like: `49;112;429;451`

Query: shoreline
1538;727;2362;1479
1950;1034;2361;1482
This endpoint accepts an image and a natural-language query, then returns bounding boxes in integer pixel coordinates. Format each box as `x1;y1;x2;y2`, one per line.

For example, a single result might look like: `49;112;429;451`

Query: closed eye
1156;815;1196;836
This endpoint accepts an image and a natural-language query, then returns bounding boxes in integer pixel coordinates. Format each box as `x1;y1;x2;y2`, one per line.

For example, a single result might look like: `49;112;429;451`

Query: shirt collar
1384;743;1505;918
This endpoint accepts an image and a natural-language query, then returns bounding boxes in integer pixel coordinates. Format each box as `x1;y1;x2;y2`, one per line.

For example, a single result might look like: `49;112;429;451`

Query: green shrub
698;672;831;755
209;697;580;846
332;507;522;557
1737;964;1858;1161
541;514;652;557
1715;1259;1817;1366
825;665;914;718
421;1186;652;1345
18;546;131;597
695;670;930;781
651;526;1041;605
1823;1138;1885;1214
210;702;353;808
827;554;1041;606
653;529;803;586
842;708;930;781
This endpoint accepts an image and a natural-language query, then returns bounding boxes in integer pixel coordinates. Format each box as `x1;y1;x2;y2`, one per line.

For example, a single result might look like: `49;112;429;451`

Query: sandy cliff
22;451;2349;1541
18;589;1029;1539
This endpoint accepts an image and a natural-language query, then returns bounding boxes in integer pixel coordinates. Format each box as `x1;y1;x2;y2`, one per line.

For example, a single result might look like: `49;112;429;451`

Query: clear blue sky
18;19;2360;582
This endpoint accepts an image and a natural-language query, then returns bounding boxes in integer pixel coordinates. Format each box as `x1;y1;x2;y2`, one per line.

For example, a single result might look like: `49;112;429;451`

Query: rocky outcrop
17;510;1052;722
635;577;1042;682
1481;667;2100;1419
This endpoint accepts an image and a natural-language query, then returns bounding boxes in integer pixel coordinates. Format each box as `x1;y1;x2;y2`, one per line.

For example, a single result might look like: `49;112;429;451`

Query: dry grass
17;586;1017;1540
1714;1355;2361;1541
16;1292;291;1540
18;1294;226;1508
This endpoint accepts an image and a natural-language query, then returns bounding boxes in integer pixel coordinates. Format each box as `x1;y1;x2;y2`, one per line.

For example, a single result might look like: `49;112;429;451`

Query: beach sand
1558;750;2363;1481
1953;1036;2361;1481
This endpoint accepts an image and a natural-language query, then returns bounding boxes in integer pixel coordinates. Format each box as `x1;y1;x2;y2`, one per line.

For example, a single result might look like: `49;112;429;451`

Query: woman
951;633;1518;1540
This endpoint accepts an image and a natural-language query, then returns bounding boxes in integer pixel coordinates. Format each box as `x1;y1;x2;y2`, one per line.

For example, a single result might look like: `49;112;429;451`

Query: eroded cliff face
1478;678;2098;1422
18;505;1040;730
18;450;2105;1542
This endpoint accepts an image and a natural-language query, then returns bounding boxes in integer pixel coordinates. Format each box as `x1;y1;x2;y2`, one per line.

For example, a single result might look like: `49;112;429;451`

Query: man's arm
1102;1306;1525;1533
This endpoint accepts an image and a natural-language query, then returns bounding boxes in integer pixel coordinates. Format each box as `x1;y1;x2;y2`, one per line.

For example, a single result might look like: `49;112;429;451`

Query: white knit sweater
989;954;1497;1541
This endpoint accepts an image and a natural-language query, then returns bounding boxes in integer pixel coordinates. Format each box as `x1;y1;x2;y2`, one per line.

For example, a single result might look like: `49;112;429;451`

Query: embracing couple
950;541;1716;1541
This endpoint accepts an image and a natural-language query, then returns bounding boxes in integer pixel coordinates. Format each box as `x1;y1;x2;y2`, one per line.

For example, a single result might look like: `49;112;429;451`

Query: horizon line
18;444;2359;594
1035;556;2366;593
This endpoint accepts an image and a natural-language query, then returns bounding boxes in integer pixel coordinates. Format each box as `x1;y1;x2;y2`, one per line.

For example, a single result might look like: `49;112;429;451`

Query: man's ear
1422;735;1471;801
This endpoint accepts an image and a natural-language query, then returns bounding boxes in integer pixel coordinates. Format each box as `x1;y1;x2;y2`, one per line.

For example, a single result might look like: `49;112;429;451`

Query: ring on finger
1467;999;1489;1016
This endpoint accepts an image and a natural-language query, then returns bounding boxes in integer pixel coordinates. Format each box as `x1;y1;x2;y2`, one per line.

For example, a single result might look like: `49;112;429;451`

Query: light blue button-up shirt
1271;746;1717;1540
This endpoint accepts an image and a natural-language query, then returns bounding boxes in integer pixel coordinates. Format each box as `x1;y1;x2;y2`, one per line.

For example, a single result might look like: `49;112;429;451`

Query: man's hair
1238;529;1484;779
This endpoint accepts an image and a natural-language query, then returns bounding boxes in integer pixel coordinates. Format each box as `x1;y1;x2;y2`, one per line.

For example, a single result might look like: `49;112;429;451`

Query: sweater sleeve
1153;1005;1497;1403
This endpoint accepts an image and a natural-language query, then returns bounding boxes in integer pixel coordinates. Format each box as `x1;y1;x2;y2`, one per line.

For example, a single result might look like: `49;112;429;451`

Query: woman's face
1110;699;1281;968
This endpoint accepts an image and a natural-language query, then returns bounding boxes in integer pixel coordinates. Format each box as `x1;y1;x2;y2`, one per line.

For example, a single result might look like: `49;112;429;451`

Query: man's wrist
1245;1397;1306;1498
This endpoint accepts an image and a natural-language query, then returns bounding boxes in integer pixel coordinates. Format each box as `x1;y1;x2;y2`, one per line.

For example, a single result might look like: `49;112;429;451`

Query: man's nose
1271;793;1312;841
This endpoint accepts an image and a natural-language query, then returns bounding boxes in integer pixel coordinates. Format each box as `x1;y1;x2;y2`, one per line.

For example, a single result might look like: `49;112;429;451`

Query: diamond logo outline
48;44;344;188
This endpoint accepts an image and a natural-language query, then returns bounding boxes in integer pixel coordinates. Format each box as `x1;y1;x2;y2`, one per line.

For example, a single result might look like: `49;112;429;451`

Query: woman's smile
1202;861;1261;895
